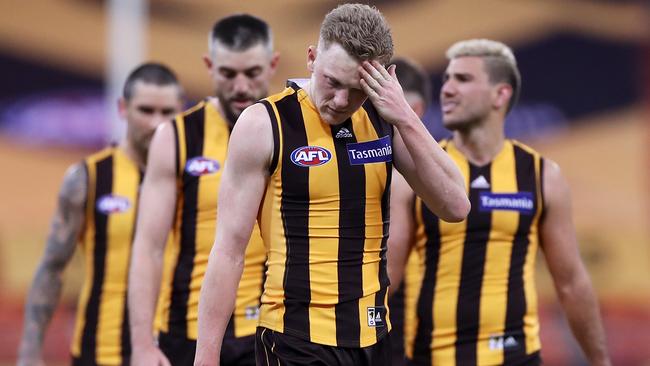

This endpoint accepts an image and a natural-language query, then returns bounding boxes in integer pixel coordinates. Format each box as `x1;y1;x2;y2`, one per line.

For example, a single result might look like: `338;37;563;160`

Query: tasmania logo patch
185;157;220;176
347;135;392;165
479;192;534;214
96;195;131;214
290;146;332;167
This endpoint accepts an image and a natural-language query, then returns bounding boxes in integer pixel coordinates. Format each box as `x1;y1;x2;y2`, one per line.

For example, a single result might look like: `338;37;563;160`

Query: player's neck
119;140;147;171
208;97;236;129
452;118;505;167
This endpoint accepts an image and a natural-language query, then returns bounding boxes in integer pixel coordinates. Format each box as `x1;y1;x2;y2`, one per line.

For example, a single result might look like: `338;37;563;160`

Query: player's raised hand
359;60;419;126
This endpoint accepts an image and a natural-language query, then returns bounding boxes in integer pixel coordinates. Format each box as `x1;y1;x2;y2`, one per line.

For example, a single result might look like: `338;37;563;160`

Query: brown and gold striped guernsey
71;147;141;365
406;139;545;366
257;83;394;348
156;100;266;340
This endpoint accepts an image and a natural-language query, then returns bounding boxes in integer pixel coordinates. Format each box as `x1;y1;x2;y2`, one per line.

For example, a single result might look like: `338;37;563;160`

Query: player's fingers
373;60;393;81
362;61;387;85
360;78;379;99
387;64;397;79
359;66;382;91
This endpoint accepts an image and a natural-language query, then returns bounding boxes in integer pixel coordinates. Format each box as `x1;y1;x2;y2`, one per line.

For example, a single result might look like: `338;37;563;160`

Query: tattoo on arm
17;163;87;360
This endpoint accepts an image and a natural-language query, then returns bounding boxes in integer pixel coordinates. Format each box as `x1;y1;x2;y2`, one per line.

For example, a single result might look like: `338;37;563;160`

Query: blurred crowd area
0;0;649;365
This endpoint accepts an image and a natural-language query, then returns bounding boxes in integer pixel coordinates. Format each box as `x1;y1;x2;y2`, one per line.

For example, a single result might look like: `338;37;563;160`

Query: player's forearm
557;276;611;366
387;266;404;297
195;250;244;366
128;240;164;348
397;121;468;222
18;264;64;360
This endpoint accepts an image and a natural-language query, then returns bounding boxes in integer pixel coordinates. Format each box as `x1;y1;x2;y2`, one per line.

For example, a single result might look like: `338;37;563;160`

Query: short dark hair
210;14;272;54
392;57;432;109
123;62;180;101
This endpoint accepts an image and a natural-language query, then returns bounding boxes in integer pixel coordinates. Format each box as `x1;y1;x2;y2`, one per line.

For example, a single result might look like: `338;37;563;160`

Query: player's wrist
130;333;157;350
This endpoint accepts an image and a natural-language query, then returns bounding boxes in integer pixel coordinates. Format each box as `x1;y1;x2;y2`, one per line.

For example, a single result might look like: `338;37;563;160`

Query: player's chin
442;116;463;130
138;137;153;151
321;112;342;125
230;100;255;113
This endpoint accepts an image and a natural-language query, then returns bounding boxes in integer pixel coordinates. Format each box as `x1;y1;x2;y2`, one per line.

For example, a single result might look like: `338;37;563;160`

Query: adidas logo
470;175;490;189
335;127;353;138
504;336;518;348
488;334;519;351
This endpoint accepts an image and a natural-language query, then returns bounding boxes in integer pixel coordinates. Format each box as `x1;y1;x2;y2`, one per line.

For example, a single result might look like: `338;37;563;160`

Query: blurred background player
388;39;611;366
387;57;433;366
127;14;278;366
16;63;183;366
194;4;469;366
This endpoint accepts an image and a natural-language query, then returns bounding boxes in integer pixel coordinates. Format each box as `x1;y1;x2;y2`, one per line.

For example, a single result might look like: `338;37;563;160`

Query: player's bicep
42;163;88;270
540;159;583;282
214;104;272;256
134;122;177;253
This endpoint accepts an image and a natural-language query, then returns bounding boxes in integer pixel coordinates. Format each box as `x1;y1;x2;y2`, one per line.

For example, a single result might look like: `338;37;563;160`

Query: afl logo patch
96;195;131;214
290;146;332;167
185;157;220;176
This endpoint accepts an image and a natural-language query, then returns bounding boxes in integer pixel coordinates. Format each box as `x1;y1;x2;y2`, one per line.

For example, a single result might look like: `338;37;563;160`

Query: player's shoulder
84;145;115;162
263;84;300;105
509;139;544;158
178;99;207;119
60;159;89;204
508;139;562;172
236;102;272;131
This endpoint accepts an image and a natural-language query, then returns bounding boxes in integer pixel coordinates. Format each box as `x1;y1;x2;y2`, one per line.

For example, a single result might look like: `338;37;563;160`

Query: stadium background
0;0;648;365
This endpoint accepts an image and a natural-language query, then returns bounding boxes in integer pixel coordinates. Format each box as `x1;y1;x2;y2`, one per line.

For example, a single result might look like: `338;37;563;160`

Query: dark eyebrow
218;66;236;74
137;106;155;114
245;66;262;73
161;108;176;115
219;66;263;75
445;71;473;81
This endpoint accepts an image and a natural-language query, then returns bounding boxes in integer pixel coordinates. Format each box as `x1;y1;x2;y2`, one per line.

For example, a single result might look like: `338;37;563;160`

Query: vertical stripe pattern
72;147;141;365
277;93;312;339
78;155;112;364
168;105;204;337
503;144;537;364
407;140;544;366
260;85;392;348
161;100;267;340
258;86;393;347
333;119;363;347
455;163;492;366
412;198;441;366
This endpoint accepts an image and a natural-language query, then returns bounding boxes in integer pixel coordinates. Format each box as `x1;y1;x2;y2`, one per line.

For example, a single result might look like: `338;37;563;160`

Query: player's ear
269;51;280;74
307;45;317;72
494;84;512;110
203;54;213;73
117;97;128;119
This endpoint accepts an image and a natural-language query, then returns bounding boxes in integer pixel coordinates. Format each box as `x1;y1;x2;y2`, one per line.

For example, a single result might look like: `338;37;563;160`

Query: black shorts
255;327;392;366
388;283;407;366
158;331;256;366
